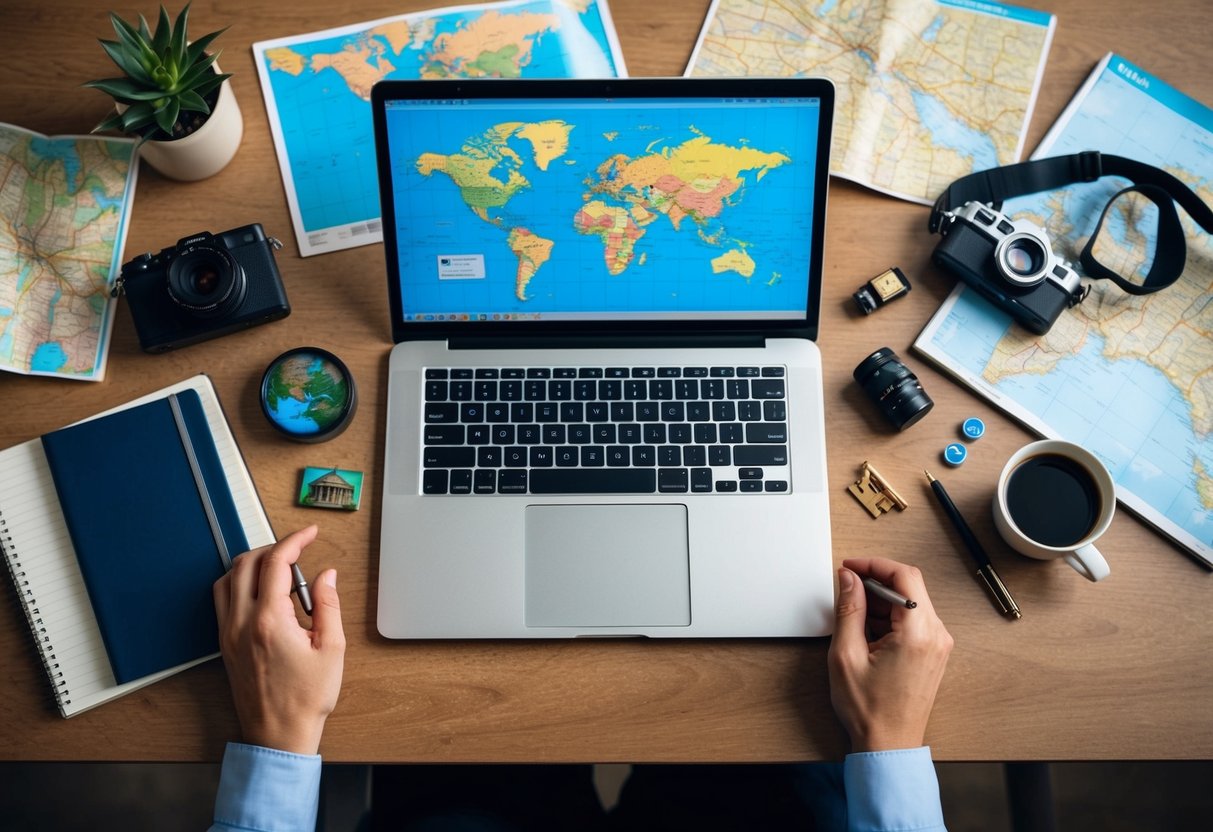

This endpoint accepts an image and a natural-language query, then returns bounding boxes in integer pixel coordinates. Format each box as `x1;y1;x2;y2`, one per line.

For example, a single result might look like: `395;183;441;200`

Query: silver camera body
932;201;1085;334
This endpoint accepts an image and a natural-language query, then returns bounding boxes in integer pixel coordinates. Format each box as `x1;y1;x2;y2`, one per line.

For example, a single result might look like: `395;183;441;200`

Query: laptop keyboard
420;365;791;495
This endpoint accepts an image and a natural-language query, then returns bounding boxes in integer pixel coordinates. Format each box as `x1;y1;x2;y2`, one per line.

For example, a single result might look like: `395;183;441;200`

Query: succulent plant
85;4;230;141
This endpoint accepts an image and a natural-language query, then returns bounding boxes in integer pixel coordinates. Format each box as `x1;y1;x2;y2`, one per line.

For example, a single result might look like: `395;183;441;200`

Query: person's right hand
827;557;954;753
213;526;346;756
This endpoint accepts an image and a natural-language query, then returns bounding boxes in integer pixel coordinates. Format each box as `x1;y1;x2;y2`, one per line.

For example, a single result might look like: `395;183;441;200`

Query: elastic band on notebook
168;394;232;569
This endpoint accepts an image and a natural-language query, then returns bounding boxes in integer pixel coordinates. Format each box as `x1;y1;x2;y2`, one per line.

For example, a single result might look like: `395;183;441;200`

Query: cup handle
1064;544;1110;582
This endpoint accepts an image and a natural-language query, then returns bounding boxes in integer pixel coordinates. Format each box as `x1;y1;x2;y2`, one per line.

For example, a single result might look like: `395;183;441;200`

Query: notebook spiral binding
0;513;71;710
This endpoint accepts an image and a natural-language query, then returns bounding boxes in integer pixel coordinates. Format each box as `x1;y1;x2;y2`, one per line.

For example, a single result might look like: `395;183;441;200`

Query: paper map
685;0;1055;204
915;54;1213;565
0;123;137;381
253;0;627;257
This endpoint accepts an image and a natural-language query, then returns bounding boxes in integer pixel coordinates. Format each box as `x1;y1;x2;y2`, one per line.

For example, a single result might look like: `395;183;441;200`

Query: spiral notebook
0;375;274;717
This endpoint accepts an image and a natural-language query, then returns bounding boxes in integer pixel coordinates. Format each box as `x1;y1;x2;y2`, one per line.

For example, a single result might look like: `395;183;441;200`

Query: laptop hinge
447;334;768;351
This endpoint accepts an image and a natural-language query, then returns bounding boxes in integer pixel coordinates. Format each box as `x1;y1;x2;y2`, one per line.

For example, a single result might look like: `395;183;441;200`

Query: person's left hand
213;525;345;755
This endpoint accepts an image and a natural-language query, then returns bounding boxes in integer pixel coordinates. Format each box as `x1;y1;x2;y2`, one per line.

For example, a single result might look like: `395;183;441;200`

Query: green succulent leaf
151;6;172;54
122;106;161;135
136;13;152;42
176;89;209;114
109;12;157;72
170;4;190;78
99;39;153;85
176;51;220;89
83;77;169;101
154;97;181;135
92;110;128;134
185;28;227;66
119;101;156;131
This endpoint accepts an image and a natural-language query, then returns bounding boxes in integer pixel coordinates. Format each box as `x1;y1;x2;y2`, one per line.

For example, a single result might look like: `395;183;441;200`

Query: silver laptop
371;77;835;638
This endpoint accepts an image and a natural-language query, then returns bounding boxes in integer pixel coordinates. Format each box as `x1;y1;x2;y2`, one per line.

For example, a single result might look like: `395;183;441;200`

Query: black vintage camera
932;202;1086;335
116;224;291;353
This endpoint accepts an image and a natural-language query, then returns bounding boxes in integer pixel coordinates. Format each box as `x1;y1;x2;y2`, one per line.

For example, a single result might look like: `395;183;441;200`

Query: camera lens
853;347;934;431
167;245;247;318
995;233;1049;286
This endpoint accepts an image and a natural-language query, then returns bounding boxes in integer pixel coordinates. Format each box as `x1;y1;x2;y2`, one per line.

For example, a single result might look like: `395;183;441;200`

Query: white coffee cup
993;439;1115;582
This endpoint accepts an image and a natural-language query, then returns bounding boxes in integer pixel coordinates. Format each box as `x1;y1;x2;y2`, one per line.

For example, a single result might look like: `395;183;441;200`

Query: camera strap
929;151;1213;295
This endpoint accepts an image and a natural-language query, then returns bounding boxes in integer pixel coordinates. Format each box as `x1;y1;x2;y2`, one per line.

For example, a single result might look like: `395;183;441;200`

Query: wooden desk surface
2;0;1210;762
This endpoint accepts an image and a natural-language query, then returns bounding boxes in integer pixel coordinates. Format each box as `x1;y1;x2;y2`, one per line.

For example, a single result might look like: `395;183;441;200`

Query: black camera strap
929;151;1213;295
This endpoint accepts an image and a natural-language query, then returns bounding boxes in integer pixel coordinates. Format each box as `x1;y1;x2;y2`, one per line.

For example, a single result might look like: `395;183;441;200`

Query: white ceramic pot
135;69;243;181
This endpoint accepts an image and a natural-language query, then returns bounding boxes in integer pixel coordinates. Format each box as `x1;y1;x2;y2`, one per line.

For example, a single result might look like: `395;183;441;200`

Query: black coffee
1005;454;1102;547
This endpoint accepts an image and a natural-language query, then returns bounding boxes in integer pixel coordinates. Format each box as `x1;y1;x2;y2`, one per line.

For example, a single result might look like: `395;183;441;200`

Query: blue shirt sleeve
843;746;947;832
209;742;321;832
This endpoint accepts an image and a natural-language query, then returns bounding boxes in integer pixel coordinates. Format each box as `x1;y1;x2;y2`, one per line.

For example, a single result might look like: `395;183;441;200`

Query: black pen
925;470;1021;620
291;562;313;616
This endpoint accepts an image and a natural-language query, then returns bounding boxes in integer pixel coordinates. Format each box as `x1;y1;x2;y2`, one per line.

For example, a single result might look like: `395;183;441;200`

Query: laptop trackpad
525;504;691;628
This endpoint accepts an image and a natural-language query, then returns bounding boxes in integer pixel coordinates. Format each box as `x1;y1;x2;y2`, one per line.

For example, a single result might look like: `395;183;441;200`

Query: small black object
853;347;934;431
114;223;290;353
853;267;911;314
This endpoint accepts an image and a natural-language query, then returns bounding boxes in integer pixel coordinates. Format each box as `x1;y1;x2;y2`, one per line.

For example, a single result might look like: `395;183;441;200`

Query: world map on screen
386;101;819;318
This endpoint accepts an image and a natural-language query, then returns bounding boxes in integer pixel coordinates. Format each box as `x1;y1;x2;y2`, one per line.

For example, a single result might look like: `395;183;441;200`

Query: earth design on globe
264;355;351;435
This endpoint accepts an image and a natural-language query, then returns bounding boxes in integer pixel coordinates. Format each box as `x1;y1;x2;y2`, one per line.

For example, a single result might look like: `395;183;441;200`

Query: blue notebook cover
40;389;249;685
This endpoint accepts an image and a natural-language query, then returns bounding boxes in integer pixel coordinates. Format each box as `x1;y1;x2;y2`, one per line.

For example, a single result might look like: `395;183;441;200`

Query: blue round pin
961;417;986;440
943;443;968;466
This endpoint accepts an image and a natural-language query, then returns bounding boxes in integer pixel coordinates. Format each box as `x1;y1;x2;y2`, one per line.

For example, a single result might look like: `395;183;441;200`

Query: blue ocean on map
263;1;621;234
910;88;1000;171
389;105;816;317
30;342;67;372
930;292;1213;545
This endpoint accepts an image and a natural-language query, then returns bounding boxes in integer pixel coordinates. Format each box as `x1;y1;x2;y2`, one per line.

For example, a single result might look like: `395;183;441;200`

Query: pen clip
977;565;1021;619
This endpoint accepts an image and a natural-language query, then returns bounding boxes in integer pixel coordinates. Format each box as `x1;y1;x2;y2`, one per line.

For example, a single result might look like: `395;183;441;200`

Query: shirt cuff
843;746;947;832
211;742;322;832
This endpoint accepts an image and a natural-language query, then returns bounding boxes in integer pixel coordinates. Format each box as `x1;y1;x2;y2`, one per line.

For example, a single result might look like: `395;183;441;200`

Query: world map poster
915;54;1213;565
253;0;627;256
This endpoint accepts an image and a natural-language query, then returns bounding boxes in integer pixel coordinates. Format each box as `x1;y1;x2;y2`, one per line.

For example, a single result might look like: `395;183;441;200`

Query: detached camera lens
853;347;934;431
167;246;246;318
996;233;1049;286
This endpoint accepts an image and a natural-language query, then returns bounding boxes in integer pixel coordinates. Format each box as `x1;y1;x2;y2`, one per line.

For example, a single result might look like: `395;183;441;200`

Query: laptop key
764;480;789;493
450;470;473;494
423;447;475;468
423;470;449;494
425;381;447;401
423;425;464;445
477;447;502;467
740;480;764;493
474;469;497;493
751;380;785;399
658;468;689;493
738;401;763;421
498;470;527;493
715;480;738;493
733;445;789;466
529;469;657;494
747;422;788;443
425;403;459;423
691;468;713;492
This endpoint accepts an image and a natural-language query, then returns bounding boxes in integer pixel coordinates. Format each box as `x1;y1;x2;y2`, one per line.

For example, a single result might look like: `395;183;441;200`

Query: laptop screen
372;78;834;340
